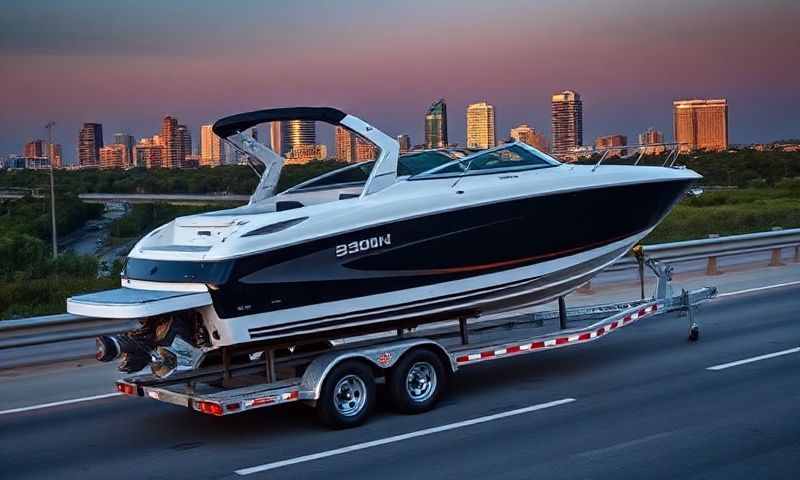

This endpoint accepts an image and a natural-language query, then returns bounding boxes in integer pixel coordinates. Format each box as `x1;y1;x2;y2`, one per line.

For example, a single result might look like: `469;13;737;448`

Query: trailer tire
388;349;447;414
316;360;375;429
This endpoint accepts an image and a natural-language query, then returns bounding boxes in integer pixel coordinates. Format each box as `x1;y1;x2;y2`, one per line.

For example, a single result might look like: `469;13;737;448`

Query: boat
67;107;701;376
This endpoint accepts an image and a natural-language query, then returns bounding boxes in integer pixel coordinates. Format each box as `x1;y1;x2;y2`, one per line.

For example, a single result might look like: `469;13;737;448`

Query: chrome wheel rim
333;374;367;417
405;362;437;402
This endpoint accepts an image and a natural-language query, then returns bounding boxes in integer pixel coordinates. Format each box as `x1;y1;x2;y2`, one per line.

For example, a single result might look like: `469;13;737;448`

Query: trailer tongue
112;259;716;428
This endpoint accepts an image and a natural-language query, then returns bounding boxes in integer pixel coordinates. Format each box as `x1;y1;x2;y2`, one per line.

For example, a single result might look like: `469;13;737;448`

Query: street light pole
46;121;57;258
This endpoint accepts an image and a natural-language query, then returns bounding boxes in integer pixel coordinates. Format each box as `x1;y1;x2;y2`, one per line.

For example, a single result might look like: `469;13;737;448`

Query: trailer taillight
196;401;223;416
116;383;136;395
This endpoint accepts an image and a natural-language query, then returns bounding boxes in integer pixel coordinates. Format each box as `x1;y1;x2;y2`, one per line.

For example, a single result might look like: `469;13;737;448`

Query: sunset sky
1;0;798;162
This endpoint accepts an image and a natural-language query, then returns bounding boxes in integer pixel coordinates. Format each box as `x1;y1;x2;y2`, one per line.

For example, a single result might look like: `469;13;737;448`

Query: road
1;282;798;479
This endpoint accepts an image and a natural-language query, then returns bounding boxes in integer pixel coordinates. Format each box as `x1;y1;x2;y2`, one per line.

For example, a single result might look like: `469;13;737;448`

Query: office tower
134;137;165;169
466;101;497;149
48;144;63;168
113;133;135;168
673;99;728;152
200;124;225;167
424;99;448;149
160;116;179;168
177;124;191;168
355;136;378;161
280;120;316;156
269;122;281;155
509;124;548;152
638;127;665;154
24;139;45;158
285;144;327;164
335;126;357;162
99;144;127;169
551;90;583;159
397;134;411;153
595;134;628;157
78;123;103;168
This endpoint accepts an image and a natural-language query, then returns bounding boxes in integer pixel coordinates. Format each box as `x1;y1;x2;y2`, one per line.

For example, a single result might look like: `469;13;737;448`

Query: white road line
0;392;122;416
235;397;576;476
717;280;800;298
707;347;800;371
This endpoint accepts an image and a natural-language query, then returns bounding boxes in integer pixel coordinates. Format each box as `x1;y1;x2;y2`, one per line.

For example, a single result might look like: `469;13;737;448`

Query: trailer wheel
388;349;447;414
317;360;375;429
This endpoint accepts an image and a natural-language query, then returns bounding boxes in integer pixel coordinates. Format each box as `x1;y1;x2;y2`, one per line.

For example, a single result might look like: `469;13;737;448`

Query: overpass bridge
78;193;250;205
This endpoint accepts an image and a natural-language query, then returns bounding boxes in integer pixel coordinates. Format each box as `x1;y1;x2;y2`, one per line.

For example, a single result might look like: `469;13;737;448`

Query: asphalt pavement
0;279;798;479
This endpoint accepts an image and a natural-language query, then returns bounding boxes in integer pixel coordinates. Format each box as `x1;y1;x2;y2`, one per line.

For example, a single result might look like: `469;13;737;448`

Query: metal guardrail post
769;247;785;267
558;297;567;330
795;246;800;263
705;234;722;275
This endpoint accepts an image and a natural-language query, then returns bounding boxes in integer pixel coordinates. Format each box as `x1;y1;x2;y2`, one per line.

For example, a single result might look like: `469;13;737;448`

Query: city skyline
1;1;798;162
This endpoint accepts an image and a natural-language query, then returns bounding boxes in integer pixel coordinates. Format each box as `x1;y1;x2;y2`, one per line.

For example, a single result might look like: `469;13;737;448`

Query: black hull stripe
247;243;628;338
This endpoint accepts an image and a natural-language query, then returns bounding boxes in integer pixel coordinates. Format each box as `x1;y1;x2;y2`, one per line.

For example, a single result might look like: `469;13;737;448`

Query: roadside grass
645;187;800;244
0;275;118;319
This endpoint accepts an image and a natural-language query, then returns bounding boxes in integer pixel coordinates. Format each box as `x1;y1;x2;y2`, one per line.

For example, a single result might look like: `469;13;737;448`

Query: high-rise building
424;99;448;149
466;101;497;149
48;143;63;169
99;144;127;169
160;116;179;168
134;136;165;169
177;124;191;168
551;90;583;159
638;127;665;154
24;139;45;158
335;126;357;162
200;125;225;167
269;122;281;155
112;133;135;168
509;124;549;152
673;99;728;152
397;134;411;153
78;123;103;168
281;120;316;155
355;136;378;161
595;134;628;157
285;144;327;164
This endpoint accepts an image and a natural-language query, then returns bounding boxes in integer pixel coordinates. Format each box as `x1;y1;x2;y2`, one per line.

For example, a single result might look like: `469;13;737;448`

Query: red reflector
507;345;521;353
579;333;591;341
480;351;494;359
531;341;545;349
456;355;469;363
225;403;241;412
197;401;223;416
116;383;136;395
555;337;568;345
286;390;299;401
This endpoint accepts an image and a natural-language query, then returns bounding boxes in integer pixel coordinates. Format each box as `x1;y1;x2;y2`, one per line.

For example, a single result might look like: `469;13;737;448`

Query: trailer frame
115;259;716;425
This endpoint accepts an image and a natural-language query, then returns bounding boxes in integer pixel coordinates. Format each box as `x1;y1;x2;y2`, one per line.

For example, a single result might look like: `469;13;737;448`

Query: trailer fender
299;338;455;402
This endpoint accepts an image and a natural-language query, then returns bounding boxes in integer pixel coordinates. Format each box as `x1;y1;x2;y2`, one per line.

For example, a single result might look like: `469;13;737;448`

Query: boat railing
589;142;689;171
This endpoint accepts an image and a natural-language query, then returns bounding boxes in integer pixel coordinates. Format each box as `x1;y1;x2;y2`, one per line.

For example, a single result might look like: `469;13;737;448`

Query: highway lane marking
707;347;800;371
0;392;121;416
235;397;576;475
718;280;800;298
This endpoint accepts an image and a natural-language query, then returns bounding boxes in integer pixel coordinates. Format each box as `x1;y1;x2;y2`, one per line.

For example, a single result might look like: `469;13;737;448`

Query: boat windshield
397;150;468;176
283;149;473;194
282;161;376;193
410;144;559;180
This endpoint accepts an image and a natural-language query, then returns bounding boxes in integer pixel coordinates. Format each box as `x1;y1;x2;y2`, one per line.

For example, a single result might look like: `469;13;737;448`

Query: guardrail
1;228;798;351
0;314;138;350
610;227;800;273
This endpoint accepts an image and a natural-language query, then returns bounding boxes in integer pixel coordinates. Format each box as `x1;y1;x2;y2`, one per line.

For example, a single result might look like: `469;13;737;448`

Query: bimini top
212;107;347;138
211;107;400;199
